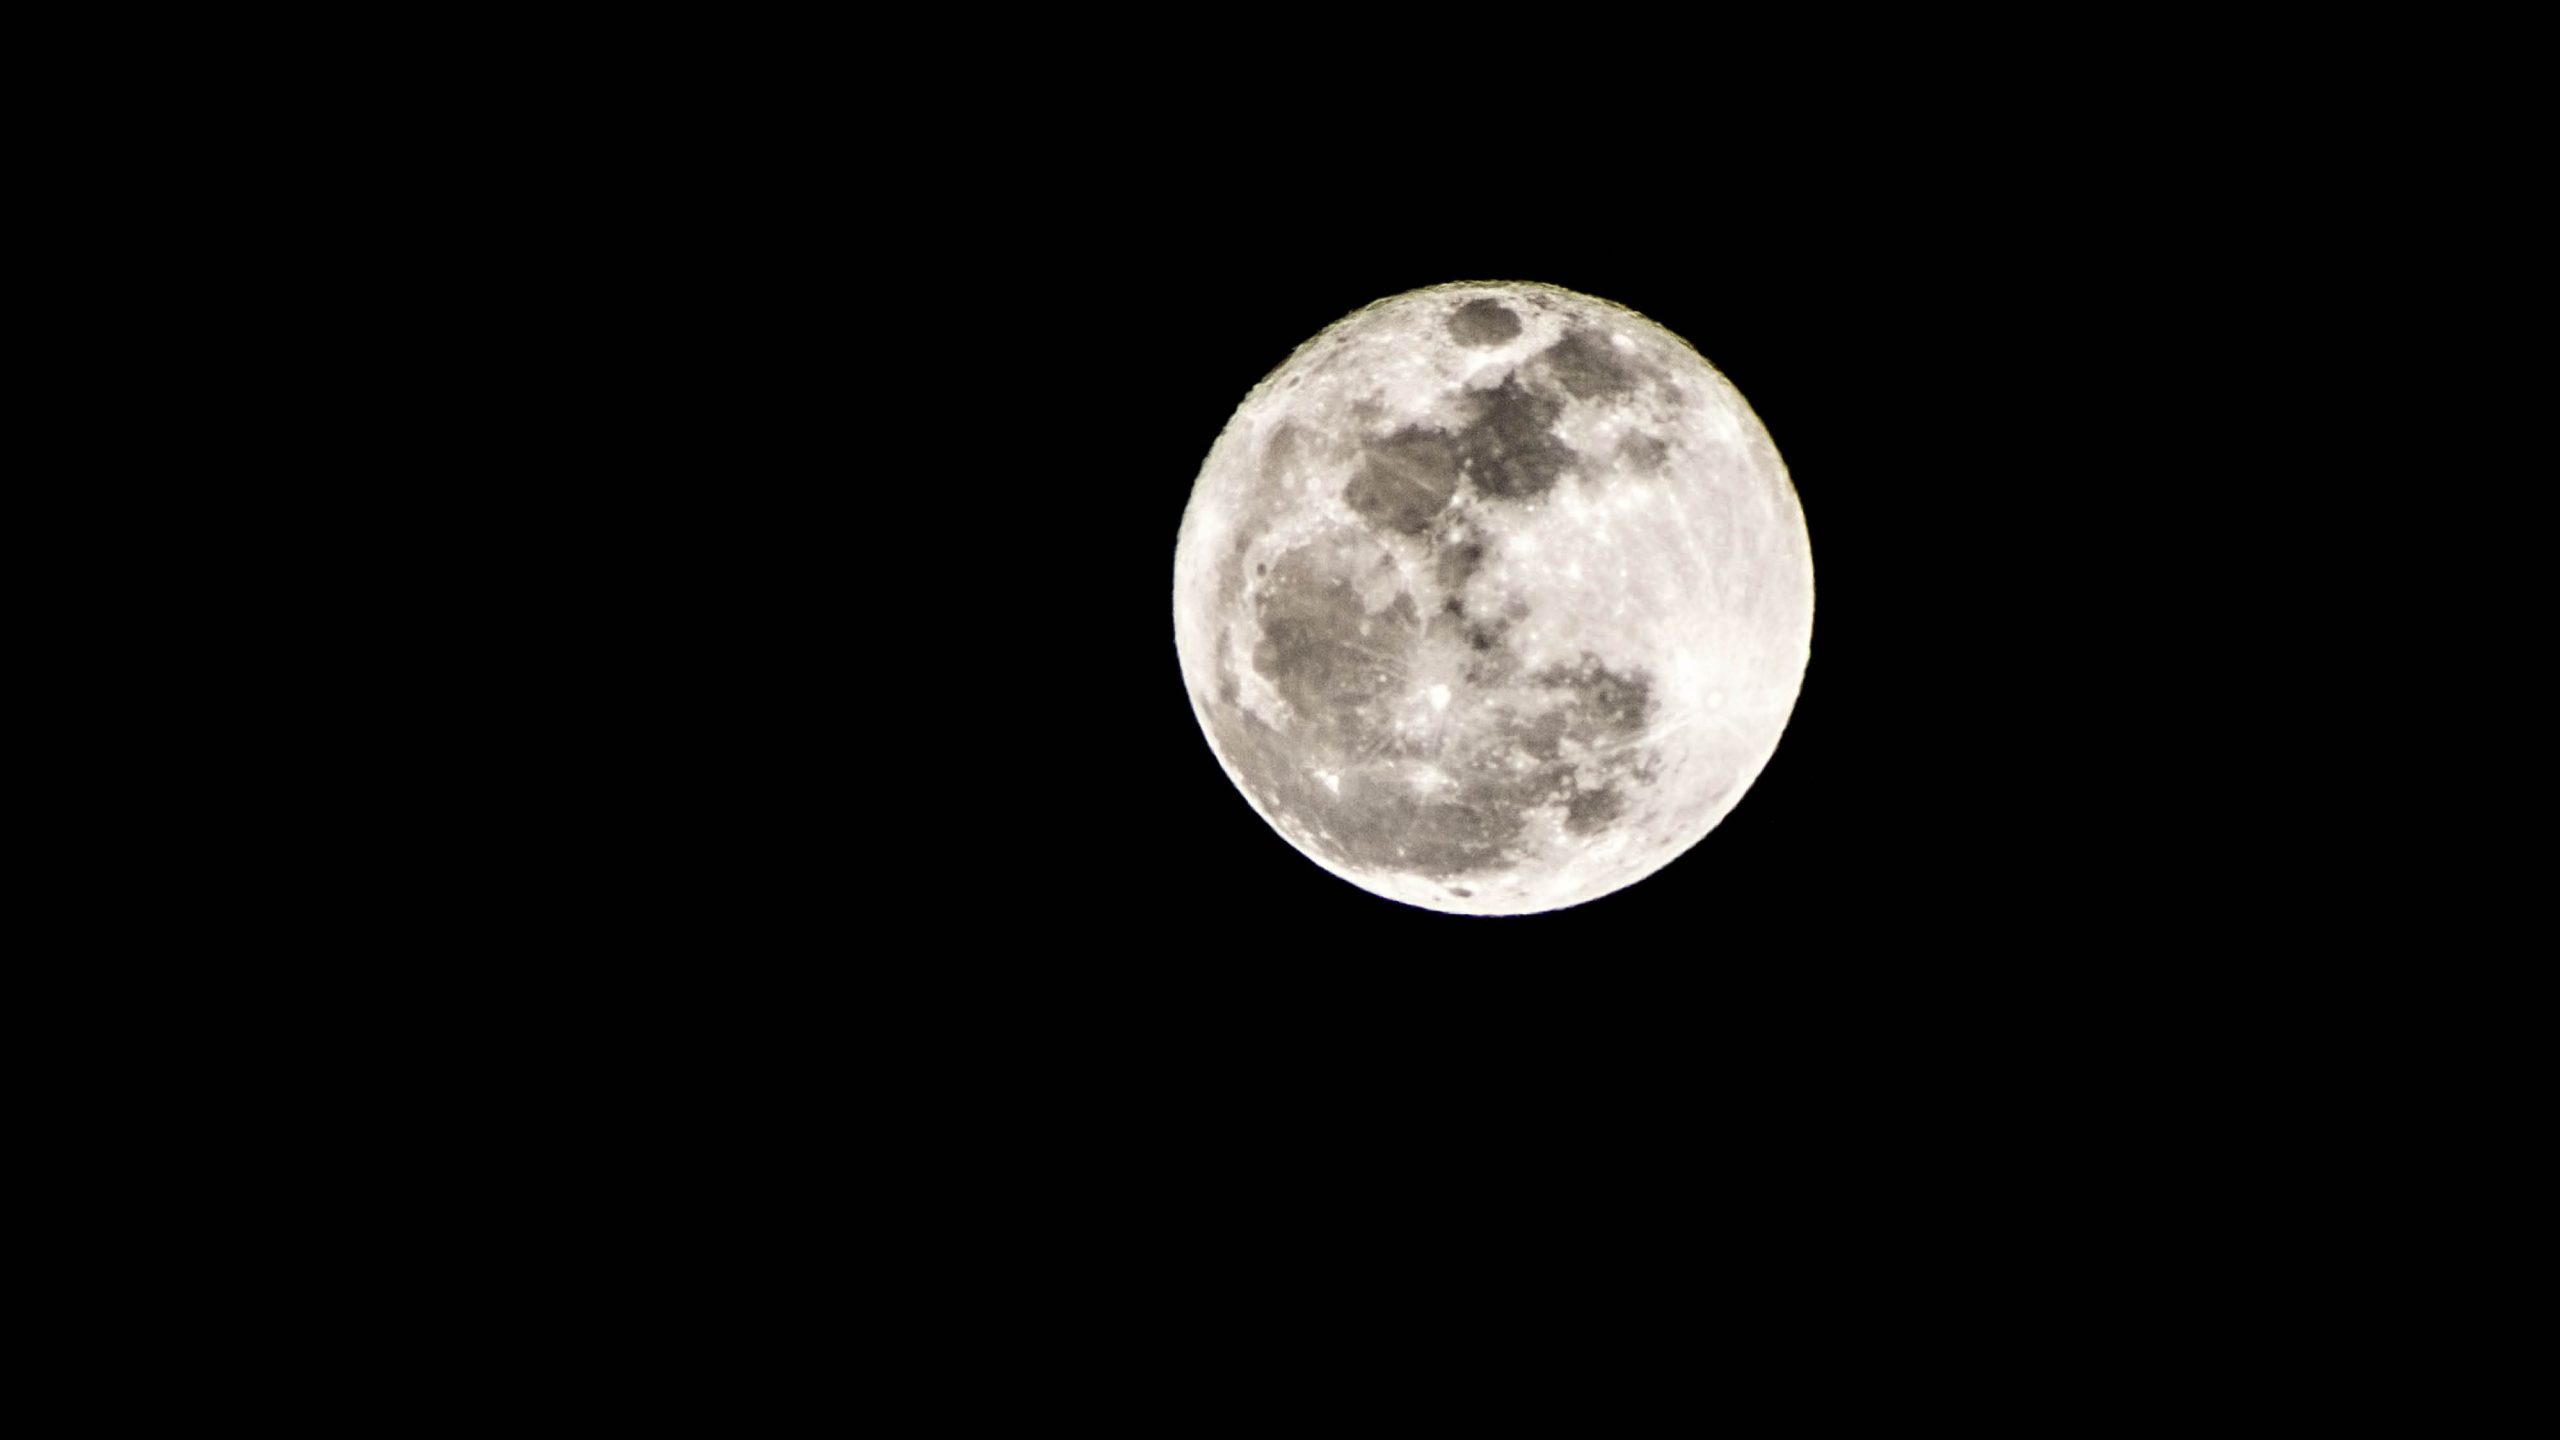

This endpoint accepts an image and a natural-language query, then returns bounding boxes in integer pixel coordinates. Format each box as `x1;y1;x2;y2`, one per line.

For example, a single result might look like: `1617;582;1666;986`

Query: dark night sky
319;40;2485;1305
616;114;2286;1012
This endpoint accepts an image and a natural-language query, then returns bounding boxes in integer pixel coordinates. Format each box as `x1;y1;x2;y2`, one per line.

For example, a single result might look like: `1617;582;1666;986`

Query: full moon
1172;281;1813;915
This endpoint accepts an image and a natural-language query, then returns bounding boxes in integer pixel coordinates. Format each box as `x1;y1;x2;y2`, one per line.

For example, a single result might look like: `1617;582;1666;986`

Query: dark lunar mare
1434;521;1487;592
1617;432;1669;472
1337;370;1578;533
1251;545;1416;745
1535;653;1655;739
1526;653;1660;835
1207;539;1667;879
1342;428;1461;536
1453;376;1575;501
1215;321;1680;883
1538;327;1645;400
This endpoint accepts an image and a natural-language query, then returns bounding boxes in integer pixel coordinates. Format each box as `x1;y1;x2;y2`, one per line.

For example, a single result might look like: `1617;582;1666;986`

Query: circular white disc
1173;281;1813;915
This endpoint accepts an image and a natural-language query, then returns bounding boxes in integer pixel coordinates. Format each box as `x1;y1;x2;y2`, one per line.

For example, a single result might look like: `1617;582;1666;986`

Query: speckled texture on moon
1173;282;1813;915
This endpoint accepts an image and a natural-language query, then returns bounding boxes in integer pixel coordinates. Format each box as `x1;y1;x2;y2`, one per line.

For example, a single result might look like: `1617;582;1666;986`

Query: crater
1445;299;1522;347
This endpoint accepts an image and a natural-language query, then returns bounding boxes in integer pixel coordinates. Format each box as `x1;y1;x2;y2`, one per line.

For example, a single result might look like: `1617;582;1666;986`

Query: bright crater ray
1172;281;1813;916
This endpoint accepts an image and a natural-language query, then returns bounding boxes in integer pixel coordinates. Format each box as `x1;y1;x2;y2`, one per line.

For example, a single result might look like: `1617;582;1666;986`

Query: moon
1172;281;1813;916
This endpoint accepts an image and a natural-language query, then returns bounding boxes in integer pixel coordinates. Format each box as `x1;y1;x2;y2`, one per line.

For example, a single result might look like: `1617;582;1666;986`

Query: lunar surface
1172;282;1813;915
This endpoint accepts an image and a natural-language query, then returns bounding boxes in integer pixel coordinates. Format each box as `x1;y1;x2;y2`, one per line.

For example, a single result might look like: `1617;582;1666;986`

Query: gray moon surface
1172;282;1813;915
